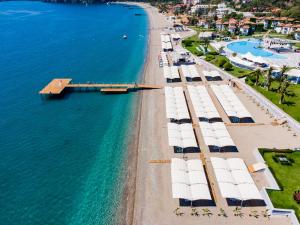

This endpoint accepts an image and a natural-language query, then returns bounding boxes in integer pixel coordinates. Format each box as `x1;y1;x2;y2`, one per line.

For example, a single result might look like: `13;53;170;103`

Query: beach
129;3;300;225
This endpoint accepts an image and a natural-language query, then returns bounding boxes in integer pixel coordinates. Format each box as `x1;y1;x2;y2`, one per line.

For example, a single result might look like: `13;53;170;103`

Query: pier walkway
39;79;162;95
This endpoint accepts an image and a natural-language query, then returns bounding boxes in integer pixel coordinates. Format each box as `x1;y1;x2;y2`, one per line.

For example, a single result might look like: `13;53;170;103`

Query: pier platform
39;79;72;95
39;79;162;96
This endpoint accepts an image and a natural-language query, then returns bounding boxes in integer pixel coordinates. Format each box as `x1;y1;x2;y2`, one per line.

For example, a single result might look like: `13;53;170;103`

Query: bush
195;51;203;56
223;62;233;71
272;155;279;163
207;51;219;55
182;39;193;47
217;58;227;67
205;55;215;61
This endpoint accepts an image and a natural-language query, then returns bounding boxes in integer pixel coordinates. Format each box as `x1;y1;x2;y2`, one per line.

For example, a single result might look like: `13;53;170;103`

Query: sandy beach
119;3;300;225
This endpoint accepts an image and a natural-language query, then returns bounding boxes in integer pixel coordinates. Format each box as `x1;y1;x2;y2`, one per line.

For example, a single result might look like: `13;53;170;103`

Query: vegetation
246;74;300;122
261;150;300;219
223;62;233;71
181;32;217;56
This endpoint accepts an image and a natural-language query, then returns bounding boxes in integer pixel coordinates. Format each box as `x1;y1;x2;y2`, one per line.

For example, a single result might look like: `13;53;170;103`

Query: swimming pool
227;39;286;59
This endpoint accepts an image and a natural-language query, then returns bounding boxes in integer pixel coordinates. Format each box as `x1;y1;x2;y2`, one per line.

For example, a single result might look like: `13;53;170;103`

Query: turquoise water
0;1;148;225
227;39;286;59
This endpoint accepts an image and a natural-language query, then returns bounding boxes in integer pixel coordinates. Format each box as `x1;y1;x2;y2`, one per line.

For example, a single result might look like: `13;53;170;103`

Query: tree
223;62;233;71
249;69;262;86
278;79;290;104
277;65;288;92
265;66;274;91
203;38;210;53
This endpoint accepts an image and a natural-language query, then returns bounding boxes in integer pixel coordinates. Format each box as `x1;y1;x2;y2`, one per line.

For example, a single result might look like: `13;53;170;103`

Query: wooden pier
39;79;162;95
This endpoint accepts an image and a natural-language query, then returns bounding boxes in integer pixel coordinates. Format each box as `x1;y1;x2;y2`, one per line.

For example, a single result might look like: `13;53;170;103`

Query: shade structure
228;55;255;70
210;157;265;206
248;162;267;173
163;66;180;82
180;65;201;81
187;85;222;123
171;158;213;206
167;123;199;153
165;87;191;123
210;84;254;123
199;122;238;152
241;52;266;64
161;34;173;51
203;70;222;81
171;33;181;40
161;52;169;66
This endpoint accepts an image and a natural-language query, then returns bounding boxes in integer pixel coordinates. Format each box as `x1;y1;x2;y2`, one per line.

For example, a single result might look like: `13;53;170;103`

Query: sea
0;1;148;224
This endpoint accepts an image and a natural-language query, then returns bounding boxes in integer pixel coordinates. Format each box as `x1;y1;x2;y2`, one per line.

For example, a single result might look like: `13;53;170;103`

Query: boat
123;35;127;39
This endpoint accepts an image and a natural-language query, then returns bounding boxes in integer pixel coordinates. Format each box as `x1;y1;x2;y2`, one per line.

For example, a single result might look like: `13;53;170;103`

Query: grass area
182;27;219;56
182;34;204;56
261;150;300;219
208;55;251;78
246;77;300;122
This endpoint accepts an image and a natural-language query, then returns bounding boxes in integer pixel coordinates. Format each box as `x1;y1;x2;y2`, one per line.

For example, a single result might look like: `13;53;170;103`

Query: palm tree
191;208;199;216
203;38;210;54
233;206;243;217
265;66;274;91
217;208;227;217
249;210;259;218
277;65;288;92
262;209;270;219
278;79;290;104
202;208;212;217
248;69;262;86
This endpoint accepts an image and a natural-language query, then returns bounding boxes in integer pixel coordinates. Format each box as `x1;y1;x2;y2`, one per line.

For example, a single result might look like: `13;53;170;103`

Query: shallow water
0;1;148;224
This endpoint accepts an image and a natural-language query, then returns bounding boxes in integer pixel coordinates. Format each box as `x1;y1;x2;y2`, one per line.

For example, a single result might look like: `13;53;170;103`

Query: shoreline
118;2;152;225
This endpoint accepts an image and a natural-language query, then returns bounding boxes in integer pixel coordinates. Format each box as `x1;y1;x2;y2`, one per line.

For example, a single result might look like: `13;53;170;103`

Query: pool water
227;39;286;59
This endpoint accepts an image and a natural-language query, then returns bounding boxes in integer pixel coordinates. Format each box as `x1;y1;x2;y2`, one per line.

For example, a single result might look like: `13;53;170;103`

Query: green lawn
246;78;300;122
262;150;300;219
187;26;216;33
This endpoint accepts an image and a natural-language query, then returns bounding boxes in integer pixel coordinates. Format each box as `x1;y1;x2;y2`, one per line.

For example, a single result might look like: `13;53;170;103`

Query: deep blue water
227;39;285;59
0;1;148;224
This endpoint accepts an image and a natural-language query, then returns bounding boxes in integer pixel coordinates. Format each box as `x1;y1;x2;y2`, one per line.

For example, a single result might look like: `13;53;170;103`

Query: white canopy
161;52;169;66
228;56;255;69
167;123;198;149
171;158;212;201
163;66;180;80
286;69;300;78
171;33;181;40
210;157;263;201
181;65;200;79
241;52;266;64
211;84;253;121
187;85;221;121
165;87;190;121
161;34;173;51
199;122;236;149
203;70;222;78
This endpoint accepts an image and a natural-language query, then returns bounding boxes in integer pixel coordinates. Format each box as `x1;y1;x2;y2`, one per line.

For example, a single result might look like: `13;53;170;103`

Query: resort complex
133;3;300;225
1;1;300;225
